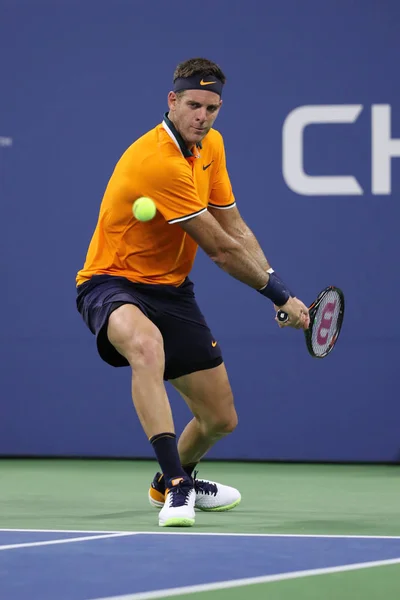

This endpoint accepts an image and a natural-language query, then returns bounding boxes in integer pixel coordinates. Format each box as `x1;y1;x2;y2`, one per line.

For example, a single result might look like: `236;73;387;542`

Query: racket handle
277;310;289;323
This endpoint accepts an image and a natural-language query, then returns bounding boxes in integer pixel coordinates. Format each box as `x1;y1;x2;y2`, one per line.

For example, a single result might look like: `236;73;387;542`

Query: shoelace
167;481;193;507
193;470;218;496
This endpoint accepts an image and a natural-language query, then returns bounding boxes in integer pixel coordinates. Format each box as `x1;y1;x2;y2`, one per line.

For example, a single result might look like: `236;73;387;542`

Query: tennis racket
277;286;345;358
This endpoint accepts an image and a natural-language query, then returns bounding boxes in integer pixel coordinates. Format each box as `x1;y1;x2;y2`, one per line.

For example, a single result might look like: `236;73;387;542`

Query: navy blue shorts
76;275;223;380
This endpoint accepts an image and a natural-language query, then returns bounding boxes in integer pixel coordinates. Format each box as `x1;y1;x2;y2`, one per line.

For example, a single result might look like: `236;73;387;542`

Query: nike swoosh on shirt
203;161;214;171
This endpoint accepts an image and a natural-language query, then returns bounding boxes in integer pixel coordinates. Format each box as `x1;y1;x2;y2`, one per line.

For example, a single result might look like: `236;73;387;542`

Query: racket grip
277;310;289;323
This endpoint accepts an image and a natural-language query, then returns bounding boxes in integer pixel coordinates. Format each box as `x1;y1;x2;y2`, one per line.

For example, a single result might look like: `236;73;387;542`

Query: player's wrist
258;268;291;306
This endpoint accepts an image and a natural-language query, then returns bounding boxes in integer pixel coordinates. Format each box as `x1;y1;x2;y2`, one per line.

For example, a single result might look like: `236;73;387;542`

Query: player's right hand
273;297;310;330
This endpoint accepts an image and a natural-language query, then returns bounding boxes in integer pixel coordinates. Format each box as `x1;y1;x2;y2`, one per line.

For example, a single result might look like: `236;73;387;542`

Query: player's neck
167;113;193;151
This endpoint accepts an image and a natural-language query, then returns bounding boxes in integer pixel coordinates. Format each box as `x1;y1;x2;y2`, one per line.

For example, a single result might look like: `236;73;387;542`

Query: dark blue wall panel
1;0;399;461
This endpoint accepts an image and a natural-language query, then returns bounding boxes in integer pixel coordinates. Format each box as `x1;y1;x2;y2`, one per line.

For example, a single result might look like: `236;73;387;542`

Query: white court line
1;529;400;540
125;531;400;540
88;557;400;600
0;528;123;534
0;532;137;551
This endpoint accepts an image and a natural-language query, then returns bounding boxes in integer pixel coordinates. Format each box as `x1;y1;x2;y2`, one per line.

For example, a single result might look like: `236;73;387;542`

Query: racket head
305;286;345;358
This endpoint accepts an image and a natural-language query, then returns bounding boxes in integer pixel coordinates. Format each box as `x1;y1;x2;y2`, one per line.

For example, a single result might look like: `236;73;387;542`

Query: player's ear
168;91;177;111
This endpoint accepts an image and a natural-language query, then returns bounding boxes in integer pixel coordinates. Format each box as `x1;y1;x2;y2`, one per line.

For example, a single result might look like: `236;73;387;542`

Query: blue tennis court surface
1;529;400;599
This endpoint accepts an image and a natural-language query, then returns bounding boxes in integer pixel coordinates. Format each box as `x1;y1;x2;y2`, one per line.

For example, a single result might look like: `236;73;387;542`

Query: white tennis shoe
150;471;241;513
158;477;196;527
192;474;241;511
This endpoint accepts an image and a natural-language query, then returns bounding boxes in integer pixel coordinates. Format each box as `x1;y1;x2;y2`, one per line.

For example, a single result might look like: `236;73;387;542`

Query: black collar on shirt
163;112;202;158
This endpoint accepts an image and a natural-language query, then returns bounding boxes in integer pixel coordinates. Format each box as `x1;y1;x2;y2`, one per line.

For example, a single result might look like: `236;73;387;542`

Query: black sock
183;463;197;478
150;433;187;483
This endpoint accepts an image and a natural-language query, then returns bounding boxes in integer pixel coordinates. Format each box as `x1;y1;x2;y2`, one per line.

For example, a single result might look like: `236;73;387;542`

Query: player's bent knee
221;411;238;434
205;409;238;437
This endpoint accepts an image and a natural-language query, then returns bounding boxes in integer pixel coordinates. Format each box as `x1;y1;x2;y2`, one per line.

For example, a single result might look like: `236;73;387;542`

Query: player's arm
208;135;270;272
202;136;308;328
179;211;308;329
208;205;271;272
180;209;268;290
180;210;309;329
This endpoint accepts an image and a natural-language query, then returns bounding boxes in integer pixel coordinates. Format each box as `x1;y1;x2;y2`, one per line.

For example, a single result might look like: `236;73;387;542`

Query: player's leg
171;362;238;466
141;276;239;510
173;364;241;511
149;362;241;512
107;304;172;437
107;304;195;526
77;276;195;526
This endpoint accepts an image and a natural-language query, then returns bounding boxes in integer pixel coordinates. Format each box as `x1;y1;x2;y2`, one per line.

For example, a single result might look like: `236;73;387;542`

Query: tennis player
76;57;309;527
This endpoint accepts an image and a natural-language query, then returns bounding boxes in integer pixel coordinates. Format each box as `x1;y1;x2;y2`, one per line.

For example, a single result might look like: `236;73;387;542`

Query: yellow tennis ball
132;197;156;222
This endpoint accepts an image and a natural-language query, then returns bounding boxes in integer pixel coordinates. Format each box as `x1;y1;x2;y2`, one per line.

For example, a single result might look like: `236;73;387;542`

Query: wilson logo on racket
276;286;345;358
316;301;337;345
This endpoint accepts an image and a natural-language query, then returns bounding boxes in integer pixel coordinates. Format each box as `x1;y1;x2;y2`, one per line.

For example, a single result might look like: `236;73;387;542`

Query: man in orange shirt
77;58;309;527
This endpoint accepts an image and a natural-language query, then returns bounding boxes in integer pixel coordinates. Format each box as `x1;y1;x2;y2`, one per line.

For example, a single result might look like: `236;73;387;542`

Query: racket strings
310;289;343;357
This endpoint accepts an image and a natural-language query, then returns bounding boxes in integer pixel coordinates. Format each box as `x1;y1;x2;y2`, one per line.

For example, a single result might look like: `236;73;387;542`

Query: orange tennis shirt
76;114;236;287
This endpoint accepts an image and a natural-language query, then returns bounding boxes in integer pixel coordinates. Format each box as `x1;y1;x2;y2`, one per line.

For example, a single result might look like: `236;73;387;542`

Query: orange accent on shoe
165;477;184;495
149;487;165;503
171;477;184;487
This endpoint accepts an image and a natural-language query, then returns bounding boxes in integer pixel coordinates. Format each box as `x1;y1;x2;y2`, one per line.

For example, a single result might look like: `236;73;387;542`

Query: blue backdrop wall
1;0;399;462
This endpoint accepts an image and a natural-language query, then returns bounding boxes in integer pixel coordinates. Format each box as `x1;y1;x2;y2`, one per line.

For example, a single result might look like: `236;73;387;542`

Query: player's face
168;90;222;148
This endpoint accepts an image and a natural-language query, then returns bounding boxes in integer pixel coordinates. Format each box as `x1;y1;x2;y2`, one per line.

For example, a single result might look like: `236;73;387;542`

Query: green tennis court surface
0;460;399;599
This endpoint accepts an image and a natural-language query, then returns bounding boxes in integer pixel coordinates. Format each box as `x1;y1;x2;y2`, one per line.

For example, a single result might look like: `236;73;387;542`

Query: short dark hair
173;58;226;84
